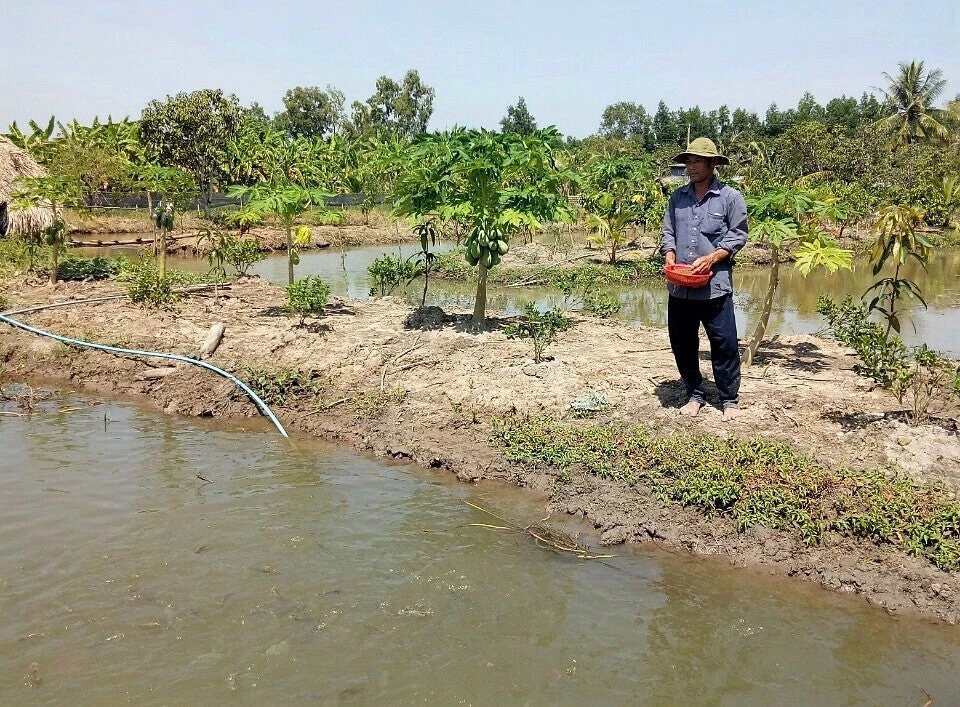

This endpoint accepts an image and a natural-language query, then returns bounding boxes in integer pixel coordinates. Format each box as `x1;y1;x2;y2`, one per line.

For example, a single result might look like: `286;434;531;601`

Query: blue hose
0;311;289;437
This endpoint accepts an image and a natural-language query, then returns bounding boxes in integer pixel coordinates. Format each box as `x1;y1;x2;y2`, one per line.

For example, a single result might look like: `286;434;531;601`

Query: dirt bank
2;277;959;622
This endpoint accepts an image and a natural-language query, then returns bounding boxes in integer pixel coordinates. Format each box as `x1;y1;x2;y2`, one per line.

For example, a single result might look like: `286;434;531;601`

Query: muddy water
2;391;960;704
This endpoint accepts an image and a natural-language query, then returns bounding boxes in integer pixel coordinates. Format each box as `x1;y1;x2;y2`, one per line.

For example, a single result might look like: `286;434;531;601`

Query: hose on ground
0;298;288;437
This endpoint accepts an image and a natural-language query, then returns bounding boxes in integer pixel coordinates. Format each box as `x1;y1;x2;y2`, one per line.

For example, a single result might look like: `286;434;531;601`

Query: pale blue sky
3;0;958;137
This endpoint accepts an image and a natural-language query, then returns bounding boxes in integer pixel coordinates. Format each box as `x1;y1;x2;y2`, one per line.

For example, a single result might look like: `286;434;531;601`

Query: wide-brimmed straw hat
673;137;729;166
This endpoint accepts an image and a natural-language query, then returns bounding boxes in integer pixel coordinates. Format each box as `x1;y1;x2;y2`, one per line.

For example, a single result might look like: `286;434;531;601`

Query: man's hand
665;250;676;266
688;248;729;275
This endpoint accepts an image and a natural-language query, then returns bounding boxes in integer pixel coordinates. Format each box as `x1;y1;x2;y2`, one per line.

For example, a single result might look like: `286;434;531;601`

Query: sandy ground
2;276;959;622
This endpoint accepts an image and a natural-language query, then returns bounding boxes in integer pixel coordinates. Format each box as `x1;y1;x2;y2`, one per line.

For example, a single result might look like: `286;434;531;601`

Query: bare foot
680;400;703;417
722;406;740;422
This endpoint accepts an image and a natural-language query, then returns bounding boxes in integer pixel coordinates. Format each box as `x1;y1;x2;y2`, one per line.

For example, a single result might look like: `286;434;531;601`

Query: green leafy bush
505;303;571;363
221;234;265;275
818;296;960;423
286;275;330;325
583;292;622;318
817;296;910;388
57;255;125;281
127;268;177;309
368;253;419;296
240;366;325;406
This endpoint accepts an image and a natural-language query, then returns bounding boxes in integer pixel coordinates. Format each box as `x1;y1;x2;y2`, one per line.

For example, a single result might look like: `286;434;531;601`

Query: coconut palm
876;61;949;145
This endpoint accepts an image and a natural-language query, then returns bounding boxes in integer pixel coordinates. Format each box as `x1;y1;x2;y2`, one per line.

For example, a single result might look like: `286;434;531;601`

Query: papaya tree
394;127;575;325
13;175;81;285
228;183;334;284
742;187;853;365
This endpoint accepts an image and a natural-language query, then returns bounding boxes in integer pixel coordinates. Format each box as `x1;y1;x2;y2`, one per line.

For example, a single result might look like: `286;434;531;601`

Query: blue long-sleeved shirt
660;178;748;299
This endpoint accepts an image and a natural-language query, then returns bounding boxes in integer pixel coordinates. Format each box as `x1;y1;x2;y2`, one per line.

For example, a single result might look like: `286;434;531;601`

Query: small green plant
583;292;622;318
505;303;571;363
817;296;910;388
368;253;419;296
818;296;960;424
353;387;407;419
240;366;326;406
126;259;178;309
223;235;265;275
285;275;330;325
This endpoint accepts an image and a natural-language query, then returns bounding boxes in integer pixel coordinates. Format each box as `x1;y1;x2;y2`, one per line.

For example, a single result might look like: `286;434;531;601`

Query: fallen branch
463;500;614;559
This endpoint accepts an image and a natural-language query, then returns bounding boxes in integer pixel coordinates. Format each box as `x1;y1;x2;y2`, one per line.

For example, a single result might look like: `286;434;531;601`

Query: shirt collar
682;178;723;197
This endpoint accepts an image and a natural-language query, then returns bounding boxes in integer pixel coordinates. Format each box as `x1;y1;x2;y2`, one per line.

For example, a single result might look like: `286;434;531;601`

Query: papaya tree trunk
49;241;60;285
159;229;167;279
472;261;488;325
48;200;59;285
286;223;295;285
742;245;780;366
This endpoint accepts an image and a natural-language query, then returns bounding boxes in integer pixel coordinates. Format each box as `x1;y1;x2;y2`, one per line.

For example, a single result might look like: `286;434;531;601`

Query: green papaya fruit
482;250;493;268
496;240;509;255
466;253;479;266
490;252;501;267
468;242;481;259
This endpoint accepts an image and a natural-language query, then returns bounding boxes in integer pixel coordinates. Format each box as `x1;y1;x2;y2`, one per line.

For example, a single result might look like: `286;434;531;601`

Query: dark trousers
667;294;741;408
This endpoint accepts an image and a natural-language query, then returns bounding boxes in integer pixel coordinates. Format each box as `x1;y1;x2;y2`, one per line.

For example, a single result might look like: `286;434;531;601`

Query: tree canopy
500;97;538;135
138;89;243;207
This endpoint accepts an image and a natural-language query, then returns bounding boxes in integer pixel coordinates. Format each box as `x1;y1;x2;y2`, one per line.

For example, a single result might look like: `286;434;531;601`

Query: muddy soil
2;277;959;622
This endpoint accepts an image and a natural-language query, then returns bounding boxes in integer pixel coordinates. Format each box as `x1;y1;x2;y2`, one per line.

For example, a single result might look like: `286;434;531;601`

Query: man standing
660;138;748;421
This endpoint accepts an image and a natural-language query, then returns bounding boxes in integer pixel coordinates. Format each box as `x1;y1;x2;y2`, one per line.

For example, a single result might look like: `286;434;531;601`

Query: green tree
394;127;575;324
865;205;932;337
500;96;538;135
138;89;243;216
598;102;653;146
876;60;949;146
824;95;861;133
763;102;797;138
348;70;435;139
276;85;345;139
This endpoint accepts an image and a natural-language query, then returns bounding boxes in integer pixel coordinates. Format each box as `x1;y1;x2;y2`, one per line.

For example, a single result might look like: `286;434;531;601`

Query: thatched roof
0;136;53;235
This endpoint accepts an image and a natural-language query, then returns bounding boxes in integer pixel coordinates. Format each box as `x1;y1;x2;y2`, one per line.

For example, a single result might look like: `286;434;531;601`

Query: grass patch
492;415;960;571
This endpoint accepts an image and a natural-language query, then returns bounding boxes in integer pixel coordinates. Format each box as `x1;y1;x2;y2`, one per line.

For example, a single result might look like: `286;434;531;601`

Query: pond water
79;238;960;356
2;390;960;704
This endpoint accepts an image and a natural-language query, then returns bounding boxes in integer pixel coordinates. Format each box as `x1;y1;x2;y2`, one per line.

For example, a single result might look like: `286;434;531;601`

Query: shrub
818;296;960;423
128;269;177;309
221;235;265;275
367;253;420;296
505;303;571;363
57;255;125;281
583;292;622;318
286;275;330;325
240;366;325;406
